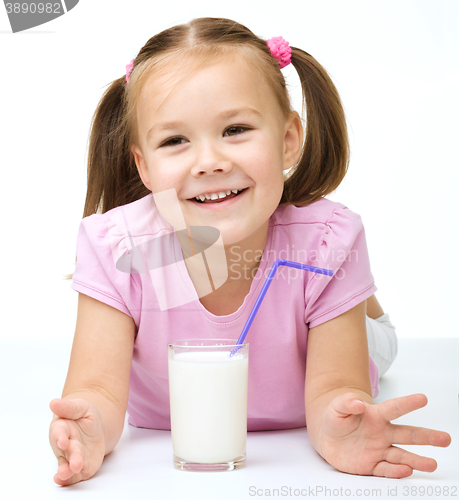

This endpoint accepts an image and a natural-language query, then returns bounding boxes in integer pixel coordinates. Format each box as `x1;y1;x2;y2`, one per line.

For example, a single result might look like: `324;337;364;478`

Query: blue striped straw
230;259;333;356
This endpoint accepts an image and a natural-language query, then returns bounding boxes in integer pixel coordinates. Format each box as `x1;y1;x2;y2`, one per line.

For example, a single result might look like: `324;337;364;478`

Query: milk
168;350;248;464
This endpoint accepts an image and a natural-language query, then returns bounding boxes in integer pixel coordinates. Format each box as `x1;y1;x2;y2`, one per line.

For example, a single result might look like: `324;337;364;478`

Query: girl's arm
305;299;451;478
49;292;136;485
305;299;373;454
62;292;135;449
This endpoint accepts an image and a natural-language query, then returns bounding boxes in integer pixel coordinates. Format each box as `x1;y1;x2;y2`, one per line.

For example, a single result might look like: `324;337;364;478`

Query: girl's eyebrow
146;107;262;142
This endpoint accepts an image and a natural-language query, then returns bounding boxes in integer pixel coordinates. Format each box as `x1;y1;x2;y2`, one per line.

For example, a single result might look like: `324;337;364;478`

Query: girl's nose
190;144;232;177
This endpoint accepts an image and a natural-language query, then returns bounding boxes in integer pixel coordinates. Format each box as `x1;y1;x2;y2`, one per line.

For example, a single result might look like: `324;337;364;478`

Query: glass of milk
168;339;249;471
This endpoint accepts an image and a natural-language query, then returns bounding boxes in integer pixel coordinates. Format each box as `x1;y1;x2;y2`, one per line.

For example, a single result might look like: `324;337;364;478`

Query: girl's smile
188;187;247;209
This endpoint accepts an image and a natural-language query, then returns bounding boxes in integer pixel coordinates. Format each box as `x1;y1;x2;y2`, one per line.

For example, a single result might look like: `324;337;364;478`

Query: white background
1;0;458;339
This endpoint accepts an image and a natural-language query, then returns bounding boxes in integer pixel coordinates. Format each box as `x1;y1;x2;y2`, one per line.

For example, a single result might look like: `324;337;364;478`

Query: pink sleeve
71;214;141;324
305;207;377;328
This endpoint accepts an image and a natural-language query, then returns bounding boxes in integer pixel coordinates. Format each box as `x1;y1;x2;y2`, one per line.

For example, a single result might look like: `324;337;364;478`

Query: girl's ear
282;111;303;171
131;146;152;191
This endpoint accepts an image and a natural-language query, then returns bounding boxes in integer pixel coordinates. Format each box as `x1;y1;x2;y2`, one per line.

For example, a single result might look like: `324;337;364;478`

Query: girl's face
132;55;302;246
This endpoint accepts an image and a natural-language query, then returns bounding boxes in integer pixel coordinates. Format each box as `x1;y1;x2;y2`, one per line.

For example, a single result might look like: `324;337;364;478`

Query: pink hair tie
266;36;292;69
125;59;135;84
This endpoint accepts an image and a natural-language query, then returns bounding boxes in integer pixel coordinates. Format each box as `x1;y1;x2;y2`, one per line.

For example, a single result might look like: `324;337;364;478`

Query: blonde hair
65;17;349;279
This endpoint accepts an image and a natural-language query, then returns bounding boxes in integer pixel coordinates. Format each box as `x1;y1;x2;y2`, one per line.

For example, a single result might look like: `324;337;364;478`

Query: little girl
49;17;451;486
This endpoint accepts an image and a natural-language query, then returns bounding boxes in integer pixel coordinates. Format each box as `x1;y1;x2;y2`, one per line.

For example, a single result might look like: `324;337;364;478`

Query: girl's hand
318;392;452;478
49;398;105;486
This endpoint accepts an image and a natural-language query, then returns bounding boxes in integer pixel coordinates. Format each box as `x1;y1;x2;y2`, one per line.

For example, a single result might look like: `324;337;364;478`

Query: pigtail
83;77;149;218
63;76;150;280
280;47;350;207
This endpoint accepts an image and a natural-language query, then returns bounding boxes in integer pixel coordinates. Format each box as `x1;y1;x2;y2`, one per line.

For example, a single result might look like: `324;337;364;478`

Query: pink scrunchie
266;36;292;69
125;59;135;84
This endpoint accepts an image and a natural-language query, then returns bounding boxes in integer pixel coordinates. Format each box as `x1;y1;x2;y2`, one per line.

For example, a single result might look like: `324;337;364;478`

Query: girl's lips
187;188;248;210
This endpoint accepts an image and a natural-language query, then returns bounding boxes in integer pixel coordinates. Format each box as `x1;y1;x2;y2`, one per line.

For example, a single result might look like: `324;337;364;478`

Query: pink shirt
71;193;378;431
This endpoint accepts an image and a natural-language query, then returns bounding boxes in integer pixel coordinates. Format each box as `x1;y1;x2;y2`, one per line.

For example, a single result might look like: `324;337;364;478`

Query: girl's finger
54;455;84;487
54;472;83;487
377;393;427;422
54;442;84;485
49;421;71;454
385;445;438;473
390;424;452;447
50;398;90;421
54;466;81;487
66;442;84;474
331;393;366;417
372;460;413;479
56;456;73;481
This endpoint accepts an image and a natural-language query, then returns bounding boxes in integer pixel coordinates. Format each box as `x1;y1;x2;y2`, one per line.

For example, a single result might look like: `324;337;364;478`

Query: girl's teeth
194;189;244;201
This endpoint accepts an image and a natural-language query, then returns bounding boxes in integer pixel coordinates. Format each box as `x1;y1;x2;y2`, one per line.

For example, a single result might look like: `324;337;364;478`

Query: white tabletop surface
1;337;458;499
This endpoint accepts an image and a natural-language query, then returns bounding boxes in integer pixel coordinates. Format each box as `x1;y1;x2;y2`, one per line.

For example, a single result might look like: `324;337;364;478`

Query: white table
1;338;458;499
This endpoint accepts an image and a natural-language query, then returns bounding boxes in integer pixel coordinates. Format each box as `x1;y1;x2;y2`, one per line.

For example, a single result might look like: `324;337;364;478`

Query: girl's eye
160;127;250;146
160;137;187;147
224;126;250;136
